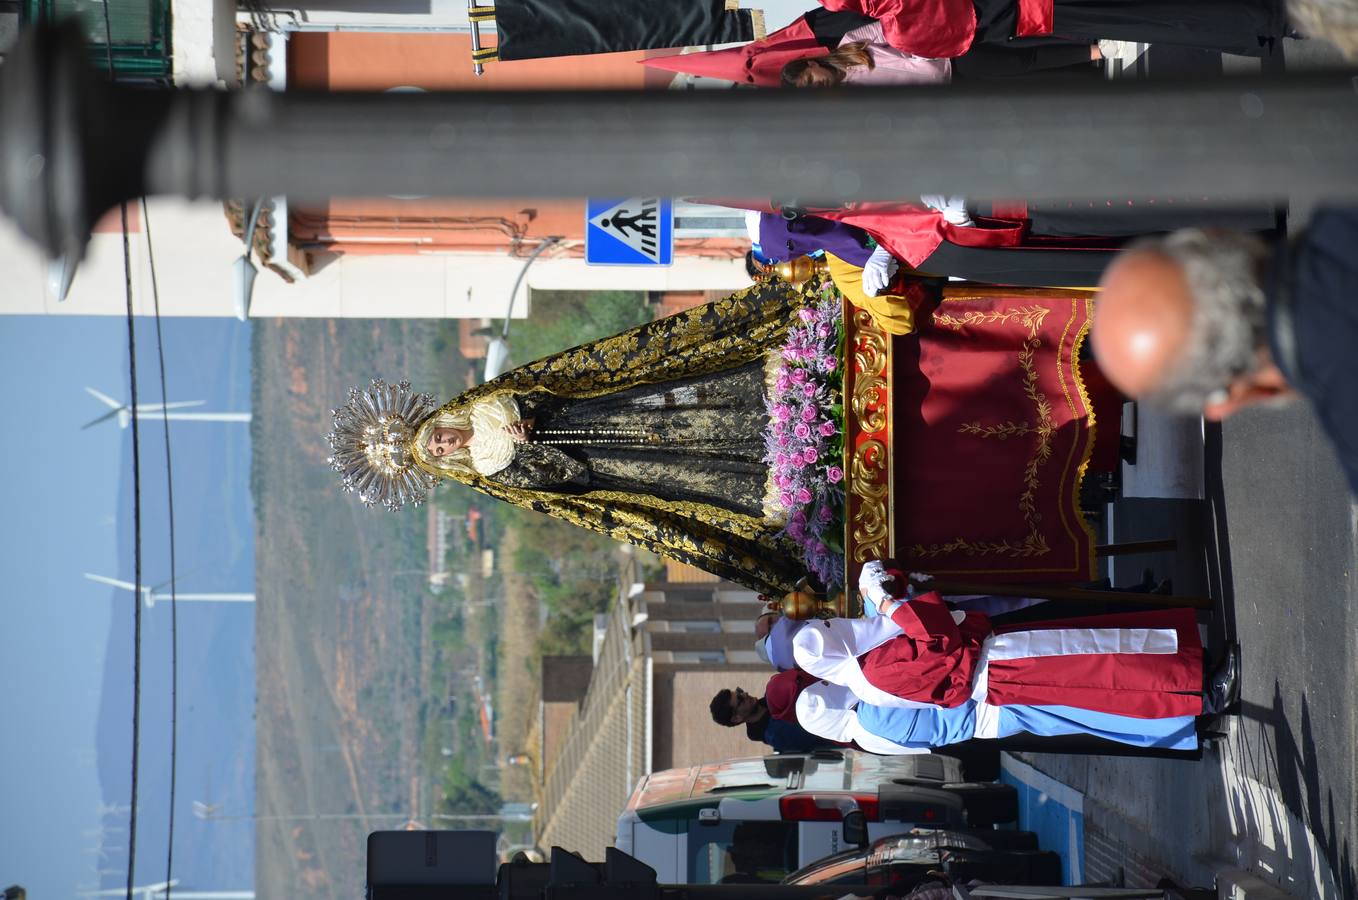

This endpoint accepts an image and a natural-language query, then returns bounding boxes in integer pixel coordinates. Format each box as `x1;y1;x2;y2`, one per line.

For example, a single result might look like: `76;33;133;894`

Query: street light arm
502;236;562;339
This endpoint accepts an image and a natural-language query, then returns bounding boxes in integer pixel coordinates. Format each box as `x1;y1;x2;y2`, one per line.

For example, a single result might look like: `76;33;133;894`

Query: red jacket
818;0;1055;57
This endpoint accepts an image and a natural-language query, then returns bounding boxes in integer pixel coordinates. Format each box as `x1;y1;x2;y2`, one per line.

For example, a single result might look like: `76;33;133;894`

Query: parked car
615;749;1018;884
782;825;1063;888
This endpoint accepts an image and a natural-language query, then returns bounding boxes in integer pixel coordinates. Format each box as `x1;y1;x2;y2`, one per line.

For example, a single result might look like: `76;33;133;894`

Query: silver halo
326;378;441;511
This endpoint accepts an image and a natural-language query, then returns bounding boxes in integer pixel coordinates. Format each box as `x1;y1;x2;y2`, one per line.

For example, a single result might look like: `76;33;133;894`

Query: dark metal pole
3;25;1358;263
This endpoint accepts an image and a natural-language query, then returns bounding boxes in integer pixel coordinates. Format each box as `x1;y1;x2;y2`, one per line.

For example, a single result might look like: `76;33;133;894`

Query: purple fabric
760;213;876;267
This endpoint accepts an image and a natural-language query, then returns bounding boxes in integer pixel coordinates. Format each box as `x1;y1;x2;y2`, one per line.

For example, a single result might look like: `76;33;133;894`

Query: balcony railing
24;0;170;79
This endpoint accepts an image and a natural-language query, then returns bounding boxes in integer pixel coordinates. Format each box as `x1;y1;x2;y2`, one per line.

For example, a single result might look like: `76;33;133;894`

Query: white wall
0;199;748;318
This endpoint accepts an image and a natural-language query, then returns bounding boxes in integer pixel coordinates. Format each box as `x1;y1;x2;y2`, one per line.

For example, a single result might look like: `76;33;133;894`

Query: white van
615;749;1015;884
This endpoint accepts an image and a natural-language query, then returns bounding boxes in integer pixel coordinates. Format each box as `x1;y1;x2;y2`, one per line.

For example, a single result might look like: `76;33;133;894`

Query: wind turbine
82;387;206;430
84;574;255;608
81;881;177;900
83;387;250;429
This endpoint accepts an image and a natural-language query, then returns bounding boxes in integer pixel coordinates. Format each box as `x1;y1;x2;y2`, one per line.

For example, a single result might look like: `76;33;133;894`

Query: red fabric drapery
844;285;1099;584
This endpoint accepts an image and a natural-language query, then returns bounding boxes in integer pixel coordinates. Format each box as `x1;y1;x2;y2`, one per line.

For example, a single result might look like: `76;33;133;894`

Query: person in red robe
788;560;1236;719
815;0;1286;59
644;0;1287;88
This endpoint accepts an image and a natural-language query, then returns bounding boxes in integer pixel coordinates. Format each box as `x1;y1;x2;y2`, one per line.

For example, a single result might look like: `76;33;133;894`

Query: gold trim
467;7;496;20
472;48;499;62
850;439;889;561
1066;299;1100;573
846;307;891;568
724;0;739;9
749;8;767;40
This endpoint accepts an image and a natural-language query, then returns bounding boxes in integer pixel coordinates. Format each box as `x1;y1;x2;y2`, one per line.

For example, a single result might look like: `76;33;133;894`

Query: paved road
1017;36;1356;899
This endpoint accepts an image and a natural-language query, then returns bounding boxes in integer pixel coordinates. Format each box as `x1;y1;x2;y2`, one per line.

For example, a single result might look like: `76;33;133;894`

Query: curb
1216;867;1306;900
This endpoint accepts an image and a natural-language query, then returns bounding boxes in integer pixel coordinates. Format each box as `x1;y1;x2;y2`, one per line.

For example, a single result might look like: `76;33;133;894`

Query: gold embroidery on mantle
847;308;890;564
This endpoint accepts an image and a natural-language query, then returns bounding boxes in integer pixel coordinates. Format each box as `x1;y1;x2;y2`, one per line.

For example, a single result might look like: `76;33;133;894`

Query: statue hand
505;421;533;442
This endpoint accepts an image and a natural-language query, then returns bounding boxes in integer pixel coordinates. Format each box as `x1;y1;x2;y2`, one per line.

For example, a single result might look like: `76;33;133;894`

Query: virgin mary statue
327;279;818;595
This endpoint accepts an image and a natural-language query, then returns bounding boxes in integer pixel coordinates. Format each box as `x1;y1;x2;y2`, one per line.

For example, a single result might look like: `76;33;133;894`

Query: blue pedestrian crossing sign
585;197;674;266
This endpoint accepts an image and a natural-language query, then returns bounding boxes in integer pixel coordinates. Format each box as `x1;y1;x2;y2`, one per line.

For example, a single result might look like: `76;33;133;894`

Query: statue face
425;426;470;457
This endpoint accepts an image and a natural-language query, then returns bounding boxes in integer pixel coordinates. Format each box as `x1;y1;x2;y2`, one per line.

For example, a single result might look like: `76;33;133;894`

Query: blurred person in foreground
1092;208;1358;494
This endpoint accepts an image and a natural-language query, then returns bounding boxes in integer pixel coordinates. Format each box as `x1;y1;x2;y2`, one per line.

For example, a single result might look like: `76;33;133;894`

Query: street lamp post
483;236;561;382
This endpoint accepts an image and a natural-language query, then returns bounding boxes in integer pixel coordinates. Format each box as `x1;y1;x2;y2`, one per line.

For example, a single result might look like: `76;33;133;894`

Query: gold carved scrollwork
847;307;891;564
851;309;889;434
851;439;889;561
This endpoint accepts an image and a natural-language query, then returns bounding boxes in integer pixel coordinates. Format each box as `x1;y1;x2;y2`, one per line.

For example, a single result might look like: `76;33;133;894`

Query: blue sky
0;315;256;896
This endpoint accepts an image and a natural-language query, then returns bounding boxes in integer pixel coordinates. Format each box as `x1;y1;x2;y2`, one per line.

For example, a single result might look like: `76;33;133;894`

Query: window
687;820;799;884
671;619;722;633
671;650;726;664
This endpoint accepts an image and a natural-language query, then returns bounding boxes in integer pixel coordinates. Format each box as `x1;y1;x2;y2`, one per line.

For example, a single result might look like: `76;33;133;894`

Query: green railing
24;0;171;79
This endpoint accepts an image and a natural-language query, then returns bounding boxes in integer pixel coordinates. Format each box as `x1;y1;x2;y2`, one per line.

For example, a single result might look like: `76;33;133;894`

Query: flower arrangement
766;285;846;588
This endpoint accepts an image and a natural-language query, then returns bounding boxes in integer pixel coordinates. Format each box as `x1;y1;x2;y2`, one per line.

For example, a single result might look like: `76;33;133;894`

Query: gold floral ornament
327;378;442;510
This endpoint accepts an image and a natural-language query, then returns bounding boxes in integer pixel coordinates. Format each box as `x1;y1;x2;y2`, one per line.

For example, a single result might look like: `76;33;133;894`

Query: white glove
920;194;974;227
861;245;899;297
858;559;900;609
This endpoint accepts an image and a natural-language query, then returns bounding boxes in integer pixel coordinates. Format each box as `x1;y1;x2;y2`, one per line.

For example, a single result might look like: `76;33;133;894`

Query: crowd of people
712;562;1238;755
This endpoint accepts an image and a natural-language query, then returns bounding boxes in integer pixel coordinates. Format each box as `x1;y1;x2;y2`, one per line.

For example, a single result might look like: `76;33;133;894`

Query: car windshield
688;820;798;884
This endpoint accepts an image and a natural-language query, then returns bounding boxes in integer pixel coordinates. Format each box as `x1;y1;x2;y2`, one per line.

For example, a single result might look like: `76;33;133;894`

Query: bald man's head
1092;229;1273;414
1093;250;1196;398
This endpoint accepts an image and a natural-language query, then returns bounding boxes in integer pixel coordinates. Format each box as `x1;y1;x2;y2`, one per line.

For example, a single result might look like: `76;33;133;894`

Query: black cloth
1269;207;1358;494
918;241;1118;287
951;40;1099;79
493;0;757;60
971;0;1288;57
745;700;836;753
500;360;772;517
804;7;878;48
1017;199;1281;238
916;201;1283;286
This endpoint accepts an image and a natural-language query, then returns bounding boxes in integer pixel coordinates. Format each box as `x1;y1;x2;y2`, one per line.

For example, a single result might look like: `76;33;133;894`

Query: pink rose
822;356;837;372
794;422;811;440
777;433;791;448
776;374;791;391
818;324;831;338
801;405;817;422
826;465;844;484
773;403;791;421
802;382;818;398
819;421;837;437
798;308;816;323
791;368;808;384
775;452;788;467
802;446;818;464
779;491;794;508
795;487;813;504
